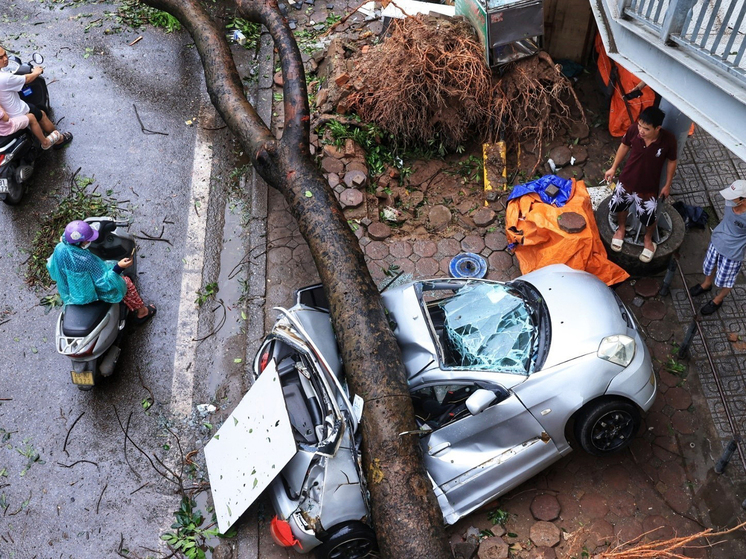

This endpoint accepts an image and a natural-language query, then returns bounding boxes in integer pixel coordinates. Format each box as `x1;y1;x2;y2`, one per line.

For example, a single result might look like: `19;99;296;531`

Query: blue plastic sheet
438;283;535;375
507;175;572;207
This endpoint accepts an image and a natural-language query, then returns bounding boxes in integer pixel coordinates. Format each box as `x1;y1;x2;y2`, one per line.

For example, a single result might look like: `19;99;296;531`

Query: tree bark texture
143;1;452;557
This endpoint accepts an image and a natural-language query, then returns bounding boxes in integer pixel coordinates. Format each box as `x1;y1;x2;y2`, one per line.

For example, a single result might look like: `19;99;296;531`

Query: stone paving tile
688;126;733;163
671;162;706;195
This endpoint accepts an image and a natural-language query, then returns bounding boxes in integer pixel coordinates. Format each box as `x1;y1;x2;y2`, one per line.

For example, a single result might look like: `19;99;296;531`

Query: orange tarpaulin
505;179;629;286
595;34;656;137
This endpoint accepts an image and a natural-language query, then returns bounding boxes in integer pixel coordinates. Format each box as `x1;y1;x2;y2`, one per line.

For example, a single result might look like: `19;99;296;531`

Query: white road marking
170;104;212;417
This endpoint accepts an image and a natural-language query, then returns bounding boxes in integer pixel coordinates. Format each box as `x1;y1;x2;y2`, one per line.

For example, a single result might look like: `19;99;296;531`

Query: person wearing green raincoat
47;220;156;325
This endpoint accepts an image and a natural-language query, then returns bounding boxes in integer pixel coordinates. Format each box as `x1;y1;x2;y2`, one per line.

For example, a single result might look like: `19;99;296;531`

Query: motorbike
54;217;138;390
0;52;51;205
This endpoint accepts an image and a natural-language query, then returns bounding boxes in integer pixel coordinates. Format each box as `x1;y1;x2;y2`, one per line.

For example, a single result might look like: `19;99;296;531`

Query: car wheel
315;521;378;559
575;399;640;456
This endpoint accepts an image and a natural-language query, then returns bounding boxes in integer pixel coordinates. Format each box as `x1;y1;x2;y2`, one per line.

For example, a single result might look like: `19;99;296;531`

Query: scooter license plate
71;371;94;386
0;179;8;194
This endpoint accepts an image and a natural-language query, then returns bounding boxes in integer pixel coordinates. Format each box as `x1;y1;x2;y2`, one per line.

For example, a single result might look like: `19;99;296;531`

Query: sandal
132;304;157;325
53;131;73;150
639;242;657;263
610;237;624;252
42;130;62;150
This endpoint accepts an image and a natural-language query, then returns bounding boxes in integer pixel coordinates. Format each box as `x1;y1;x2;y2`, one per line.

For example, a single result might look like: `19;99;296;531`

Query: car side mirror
466;389;498;415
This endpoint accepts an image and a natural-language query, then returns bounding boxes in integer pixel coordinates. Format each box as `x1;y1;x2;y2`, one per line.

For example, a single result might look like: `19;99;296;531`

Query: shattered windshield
436;282;536;375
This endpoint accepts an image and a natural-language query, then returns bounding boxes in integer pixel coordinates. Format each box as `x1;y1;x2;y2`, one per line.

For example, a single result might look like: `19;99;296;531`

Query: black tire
596;195;685;276
574;399;641;456
1;175;23;205
315;522;378;559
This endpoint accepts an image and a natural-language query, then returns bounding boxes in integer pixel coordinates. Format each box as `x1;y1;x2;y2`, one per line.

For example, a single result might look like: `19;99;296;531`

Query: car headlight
597;335;636;367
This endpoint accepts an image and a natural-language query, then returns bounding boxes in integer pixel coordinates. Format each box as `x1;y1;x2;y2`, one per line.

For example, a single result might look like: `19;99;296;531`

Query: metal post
658;257;678;296
660;0;697;42
678;319;698;359
659;99;692;187
715;438;740;474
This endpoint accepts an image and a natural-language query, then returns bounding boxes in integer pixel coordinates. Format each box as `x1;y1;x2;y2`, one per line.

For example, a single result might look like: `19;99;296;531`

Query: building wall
544;0;596;63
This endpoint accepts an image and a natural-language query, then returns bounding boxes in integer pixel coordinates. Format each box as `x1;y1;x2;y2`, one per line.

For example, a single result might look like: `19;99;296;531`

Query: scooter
54;217;138;390
0;52;51;205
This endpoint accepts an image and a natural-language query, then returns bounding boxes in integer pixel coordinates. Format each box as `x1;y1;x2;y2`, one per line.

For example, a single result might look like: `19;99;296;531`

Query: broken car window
436;282;535;375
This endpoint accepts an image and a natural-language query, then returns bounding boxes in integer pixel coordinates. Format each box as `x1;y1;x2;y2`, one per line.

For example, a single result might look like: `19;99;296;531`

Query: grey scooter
54;217;137;390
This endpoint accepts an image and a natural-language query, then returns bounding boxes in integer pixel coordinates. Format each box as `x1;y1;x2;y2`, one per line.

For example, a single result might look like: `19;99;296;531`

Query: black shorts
26;103;44;121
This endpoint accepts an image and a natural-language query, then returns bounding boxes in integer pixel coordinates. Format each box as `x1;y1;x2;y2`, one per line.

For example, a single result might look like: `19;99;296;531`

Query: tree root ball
346;15;585;151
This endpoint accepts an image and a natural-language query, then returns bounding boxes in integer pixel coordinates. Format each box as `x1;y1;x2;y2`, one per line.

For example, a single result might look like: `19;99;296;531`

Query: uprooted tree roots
346;15;584;151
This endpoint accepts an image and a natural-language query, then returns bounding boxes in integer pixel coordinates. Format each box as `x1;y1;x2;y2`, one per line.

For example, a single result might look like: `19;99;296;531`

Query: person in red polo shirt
604;107;678;262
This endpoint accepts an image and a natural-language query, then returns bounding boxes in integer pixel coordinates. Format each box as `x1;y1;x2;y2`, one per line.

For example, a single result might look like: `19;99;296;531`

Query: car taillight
259;350;270;373
0;154;5;166
270;516;301;548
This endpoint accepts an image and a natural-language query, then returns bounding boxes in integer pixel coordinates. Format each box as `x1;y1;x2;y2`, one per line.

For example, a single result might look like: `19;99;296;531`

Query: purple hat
64;220;99;244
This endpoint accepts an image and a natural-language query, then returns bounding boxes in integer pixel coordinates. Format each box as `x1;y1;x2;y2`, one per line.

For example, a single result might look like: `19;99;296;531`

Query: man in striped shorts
689;180;746;315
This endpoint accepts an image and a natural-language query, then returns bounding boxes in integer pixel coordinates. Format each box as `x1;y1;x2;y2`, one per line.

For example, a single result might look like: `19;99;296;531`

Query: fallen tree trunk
143;0;452;557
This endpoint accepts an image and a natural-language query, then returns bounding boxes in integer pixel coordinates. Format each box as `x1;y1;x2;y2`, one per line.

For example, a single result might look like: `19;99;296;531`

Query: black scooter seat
0;129;26;150
62;301;114;337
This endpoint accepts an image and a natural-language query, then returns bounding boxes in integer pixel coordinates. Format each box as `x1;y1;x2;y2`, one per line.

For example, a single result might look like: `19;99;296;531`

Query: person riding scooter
0;45;72;149
47;220;156;325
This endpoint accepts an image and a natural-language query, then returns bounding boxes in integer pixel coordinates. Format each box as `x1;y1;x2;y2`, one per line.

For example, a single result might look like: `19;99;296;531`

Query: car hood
518;264;629;368
204;360;297;534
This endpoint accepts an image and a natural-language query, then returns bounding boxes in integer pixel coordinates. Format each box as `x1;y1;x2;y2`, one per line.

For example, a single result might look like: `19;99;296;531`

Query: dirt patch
303;15;619;239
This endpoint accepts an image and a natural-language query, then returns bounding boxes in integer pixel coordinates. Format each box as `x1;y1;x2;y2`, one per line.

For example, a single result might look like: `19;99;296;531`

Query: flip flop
610;237;624;252
132;304;157;326
53;131;73;150
639;242;657;263
42;130;62;150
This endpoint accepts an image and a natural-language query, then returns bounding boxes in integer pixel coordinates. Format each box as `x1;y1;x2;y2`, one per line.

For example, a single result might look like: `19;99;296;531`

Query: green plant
161;497;235;559
195;282;219;307
449;155;483;184
487;507;511;526
27;176;119;288
40;294;63;314
665;357;686;374
149;10;181;32
322;118;410;180
117;1;181;32
225;17;261;49
383;263;401;278
292;14;342;53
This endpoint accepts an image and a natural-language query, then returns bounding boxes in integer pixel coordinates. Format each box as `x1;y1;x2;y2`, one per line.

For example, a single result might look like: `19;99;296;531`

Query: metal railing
619;0;746;83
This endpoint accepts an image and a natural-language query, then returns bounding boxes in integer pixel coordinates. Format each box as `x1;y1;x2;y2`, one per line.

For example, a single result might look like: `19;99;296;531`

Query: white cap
719;180;746;200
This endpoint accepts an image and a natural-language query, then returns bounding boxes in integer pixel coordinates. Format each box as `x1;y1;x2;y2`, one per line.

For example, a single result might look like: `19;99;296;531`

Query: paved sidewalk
237;5;746;557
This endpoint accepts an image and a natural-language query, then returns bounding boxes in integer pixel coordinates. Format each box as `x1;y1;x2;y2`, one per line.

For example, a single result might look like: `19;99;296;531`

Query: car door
414;381;562;524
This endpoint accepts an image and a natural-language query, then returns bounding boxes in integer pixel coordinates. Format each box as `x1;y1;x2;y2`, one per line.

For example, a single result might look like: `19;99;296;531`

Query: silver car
205;264;656;558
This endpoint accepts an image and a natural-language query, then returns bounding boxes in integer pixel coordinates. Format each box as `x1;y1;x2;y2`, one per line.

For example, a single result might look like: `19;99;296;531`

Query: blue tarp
507;175;573;207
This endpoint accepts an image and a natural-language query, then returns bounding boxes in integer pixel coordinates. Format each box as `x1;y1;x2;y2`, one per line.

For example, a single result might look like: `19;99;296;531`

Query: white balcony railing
591;0;746;161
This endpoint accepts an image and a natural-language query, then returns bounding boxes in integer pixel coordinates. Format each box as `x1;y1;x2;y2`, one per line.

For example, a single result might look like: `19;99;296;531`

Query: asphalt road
0;3;255;557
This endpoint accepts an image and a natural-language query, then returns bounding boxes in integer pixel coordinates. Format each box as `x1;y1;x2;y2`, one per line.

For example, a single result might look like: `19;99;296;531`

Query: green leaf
241;311;247;320
304;190;313;197
234;358;242;364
